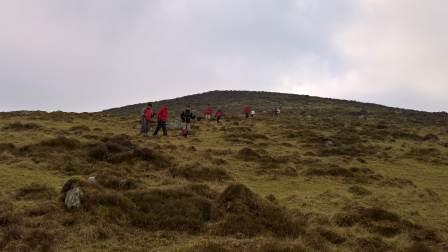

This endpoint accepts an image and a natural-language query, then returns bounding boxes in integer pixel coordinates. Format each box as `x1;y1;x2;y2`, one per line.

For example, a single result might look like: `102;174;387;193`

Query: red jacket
244;107;252;114
204;106;213;115
157;106;168;122
143;107;153;121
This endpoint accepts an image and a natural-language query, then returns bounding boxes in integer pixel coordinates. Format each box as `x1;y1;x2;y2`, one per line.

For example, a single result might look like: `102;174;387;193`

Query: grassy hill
103;90;391;116
0;91;447;251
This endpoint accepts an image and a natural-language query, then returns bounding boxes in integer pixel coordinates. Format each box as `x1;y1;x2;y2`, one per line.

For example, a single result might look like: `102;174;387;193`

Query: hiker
180;105;195;137
251;110;255;118
274;106;281;117
153;105;168;136
141;103;154;136
215;109;223;124
243;106;252;119
204;104;213;121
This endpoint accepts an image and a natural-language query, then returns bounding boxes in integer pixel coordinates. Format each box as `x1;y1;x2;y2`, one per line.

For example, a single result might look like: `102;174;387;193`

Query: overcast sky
1;0;447;112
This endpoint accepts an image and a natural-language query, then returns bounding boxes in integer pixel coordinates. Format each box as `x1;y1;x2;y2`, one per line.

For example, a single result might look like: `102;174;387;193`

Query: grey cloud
0;0;446;112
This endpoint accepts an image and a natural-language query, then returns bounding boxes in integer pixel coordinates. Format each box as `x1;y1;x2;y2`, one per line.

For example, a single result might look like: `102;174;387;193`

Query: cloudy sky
1;0;447;112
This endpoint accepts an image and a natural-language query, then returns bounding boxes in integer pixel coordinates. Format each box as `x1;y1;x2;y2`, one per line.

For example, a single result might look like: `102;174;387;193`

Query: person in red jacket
243;106;252;119
141;103;154;136
215;109;223;124
153;105;168;136
204;104;213;121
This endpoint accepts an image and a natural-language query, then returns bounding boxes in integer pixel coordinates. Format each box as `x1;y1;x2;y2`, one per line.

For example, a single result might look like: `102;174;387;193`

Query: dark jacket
181;109;195;123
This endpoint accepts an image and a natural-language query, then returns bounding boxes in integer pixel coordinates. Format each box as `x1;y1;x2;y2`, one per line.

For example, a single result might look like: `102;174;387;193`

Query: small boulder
65;186;83;209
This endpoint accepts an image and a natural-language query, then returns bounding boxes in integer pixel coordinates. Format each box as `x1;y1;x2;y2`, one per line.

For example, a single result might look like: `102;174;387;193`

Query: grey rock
65;187;83;209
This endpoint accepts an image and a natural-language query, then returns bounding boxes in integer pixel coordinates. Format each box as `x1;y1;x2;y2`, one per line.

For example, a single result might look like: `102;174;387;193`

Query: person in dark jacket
141;103;154;136
153;105;168;136
180;105;195;137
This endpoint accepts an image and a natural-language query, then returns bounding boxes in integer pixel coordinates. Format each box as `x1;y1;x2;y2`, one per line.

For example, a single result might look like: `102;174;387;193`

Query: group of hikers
141;103;281;137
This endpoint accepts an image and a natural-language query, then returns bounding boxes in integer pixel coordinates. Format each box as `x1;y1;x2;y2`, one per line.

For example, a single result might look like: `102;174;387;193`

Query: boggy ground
0;110;447;251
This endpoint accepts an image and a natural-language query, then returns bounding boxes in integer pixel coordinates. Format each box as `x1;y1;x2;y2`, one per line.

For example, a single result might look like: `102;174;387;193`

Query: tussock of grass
86;137;172;167
236;147;267;162
69;125;91;132
0;143;16;153
333;205;441;242
127;189;213;233
213;184;305;238
348;185;372;196
2;122;41;131
96;173;139;190
16;183;57;200
39;136;81;150
169;164;231;182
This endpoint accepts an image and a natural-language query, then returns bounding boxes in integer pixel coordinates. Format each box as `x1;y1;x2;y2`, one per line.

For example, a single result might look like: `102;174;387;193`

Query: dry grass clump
96;173;139;190
86;137;172;168
212;184;305;238
351;236;393;252
333;205;442;245
256;162;298;177
348;185;372;196
87;142;109;161
205;148;233;156
15;183;57;200
69;125;90;132
303;165;415;188
127;188;214;233
2;122;42;131
226;132;269;141
0;203;56;252
236;147;270;162
303;165;356;178
185;240;307;252
0;143;16;153
319;143;378;157
169;164;231;182
39;136;81;150
405;147;447;164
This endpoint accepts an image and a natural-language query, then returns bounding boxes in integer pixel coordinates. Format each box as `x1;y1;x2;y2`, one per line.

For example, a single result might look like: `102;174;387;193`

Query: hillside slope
0;92;448;251
103;90;390;116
